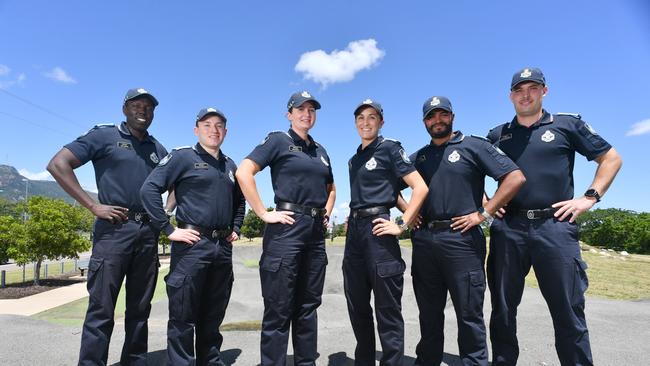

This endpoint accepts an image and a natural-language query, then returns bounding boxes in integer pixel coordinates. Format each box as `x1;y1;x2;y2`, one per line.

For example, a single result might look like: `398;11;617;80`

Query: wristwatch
584;188;601;202
478;207;494;223
397;219;409;232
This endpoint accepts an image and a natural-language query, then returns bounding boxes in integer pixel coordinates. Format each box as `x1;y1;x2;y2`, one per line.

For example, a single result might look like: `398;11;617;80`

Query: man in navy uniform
486;68;622;365
140;107;245;365
47;88;170;365
406;96;525;365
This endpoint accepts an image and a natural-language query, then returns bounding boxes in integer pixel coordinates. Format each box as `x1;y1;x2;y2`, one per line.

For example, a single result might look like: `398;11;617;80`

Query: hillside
0;164;98;204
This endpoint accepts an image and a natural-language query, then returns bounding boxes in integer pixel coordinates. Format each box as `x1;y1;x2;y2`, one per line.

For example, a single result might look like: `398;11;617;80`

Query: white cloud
43;66;77;84
0;64;25;88
626;119;650;136
295;38;385;88
18;169;53;181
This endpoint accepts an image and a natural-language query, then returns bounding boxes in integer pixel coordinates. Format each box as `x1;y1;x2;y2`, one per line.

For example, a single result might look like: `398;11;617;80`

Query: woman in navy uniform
236;91;336;366
344;99;428;366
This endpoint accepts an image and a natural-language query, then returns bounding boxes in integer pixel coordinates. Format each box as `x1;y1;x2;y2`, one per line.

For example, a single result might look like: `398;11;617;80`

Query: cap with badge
511;67;546;90
124;88;159;107
287;91;321;111
354;98;383;118
196;107;227;123
422;96;453;118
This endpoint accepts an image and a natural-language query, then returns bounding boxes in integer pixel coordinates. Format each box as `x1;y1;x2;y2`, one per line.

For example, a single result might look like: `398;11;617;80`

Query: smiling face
355;105;384;144
423;109;454;139
287;101;317;133
194;114;227;151
510;81;547;119
123;96;155;135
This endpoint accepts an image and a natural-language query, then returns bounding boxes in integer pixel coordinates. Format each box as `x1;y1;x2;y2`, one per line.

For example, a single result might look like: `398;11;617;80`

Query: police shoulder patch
158;153;172;166
556;112;582;119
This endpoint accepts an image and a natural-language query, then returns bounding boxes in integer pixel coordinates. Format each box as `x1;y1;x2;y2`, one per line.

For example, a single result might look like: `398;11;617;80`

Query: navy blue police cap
287;91;321;110
354;98;383;118
511;67;546;90
422;96;453;118
123;87;159;107
196;107;227;123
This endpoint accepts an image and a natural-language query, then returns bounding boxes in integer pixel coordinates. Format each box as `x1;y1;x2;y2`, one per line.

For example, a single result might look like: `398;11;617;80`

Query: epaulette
380;137;402;145
80;123;114;137
268;130;291;138
172;146;193;151
470;134;490;142
556;112;582;119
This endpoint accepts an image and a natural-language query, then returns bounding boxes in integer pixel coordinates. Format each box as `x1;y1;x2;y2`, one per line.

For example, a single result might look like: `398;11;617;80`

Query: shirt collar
288;128;315;147
509;110;554;129
357;135;382;153
193;143;222;160
428;131;464;147
118;121;153;142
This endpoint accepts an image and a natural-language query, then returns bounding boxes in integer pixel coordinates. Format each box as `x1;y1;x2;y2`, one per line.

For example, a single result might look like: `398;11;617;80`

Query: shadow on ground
109;348;242;365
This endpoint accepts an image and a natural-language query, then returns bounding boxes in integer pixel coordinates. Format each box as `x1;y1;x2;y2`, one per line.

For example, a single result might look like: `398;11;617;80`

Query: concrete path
0;244;648;365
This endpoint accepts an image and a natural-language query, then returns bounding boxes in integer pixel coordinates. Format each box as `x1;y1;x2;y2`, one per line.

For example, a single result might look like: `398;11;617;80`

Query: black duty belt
177;221;232;240
276;201;327;218
127;211;150;223
511;208;557;220
350;206;390;219
425;220;453;230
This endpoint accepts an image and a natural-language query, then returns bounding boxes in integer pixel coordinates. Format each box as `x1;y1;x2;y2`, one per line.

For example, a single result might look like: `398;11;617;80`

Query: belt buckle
134;212;143;222
211;230;219;239
311;208;318;217
526;210;535;220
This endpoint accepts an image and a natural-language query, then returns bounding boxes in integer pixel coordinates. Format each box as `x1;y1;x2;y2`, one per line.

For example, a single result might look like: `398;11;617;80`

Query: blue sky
1;0;648;220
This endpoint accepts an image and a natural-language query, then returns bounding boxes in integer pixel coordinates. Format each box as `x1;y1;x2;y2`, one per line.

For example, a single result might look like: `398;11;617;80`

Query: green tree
0;198;21;219
240;208;267;241
7;196;91;284
0;215;23;264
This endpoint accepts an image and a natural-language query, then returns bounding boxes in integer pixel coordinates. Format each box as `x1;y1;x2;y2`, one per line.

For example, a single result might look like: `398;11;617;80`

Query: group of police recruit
46;66;622;366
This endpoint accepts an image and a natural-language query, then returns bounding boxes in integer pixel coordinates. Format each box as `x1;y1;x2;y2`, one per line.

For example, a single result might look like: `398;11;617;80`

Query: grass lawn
33;267;170;326
3;261;78;285
525;246;650;300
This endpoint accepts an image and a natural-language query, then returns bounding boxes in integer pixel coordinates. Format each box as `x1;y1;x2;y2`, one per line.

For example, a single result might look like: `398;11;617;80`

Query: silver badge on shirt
541;130;555;142
365;157;378;170
448;150;460;163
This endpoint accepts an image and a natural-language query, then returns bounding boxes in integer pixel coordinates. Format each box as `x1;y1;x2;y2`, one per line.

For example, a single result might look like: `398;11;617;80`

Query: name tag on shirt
194;163;209;169
117;141;133;149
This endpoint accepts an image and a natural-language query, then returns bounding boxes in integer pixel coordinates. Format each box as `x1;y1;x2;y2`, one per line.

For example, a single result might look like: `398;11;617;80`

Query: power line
0;87;85;128
0;111;71;137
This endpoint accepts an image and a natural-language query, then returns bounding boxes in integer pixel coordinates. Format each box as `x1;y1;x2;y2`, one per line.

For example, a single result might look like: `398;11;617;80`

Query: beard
428;122;453;139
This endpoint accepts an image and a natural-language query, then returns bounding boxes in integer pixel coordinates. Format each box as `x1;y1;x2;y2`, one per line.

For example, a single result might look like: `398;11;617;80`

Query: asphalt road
1;245;648;365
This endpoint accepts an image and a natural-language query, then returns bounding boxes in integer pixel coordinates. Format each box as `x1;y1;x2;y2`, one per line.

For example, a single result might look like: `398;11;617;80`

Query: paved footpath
1;245;648;365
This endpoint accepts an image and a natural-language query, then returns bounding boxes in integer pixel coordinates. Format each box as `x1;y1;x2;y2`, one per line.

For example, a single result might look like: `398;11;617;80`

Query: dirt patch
0;274;85;299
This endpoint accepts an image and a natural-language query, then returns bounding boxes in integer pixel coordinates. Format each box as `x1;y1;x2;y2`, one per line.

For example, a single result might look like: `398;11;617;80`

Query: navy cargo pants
488;215;592;366
343;213;406;366
165;237;233;366
259;213;328;366
79;219;159;366
411;226;488;366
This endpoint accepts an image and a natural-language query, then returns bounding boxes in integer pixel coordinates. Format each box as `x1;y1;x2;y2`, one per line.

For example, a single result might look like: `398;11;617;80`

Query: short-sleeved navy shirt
487;110;612;209
246;128;334;208
140;143;245;236
349;136;416;210
64;122;168;211
411;131;519;220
